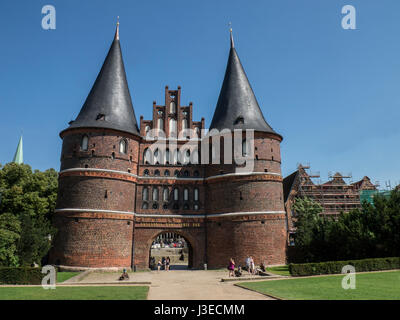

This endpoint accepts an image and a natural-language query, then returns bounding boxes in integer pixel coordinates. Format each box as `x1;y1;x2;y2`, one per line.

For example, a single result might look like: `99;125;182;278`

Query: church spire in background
13;136;23;164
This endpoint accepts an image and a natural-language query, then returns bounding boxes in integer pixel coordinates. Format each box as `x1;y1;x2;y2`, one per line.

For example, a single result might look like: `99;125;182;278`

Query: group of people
157;256;171;271
227;257;267;277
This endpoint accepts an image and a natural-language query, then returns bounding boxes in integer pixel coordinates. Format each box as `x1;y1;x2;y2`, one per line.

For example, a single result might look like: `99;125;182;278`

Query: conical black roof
65;26;140;136
210;31;279;136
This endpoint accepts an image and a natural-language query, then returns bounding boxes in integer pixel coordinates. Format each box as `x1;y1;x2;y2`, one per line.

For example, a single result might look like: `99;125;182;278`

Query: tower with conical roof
13;136;23;164
51;25;287;270
51;23;140;268
205;29;287;267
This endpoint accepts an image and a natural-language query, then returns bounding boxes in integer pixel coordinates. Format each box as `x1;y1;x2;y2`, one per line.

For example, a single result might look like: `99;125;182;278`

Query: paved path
80;270;275;300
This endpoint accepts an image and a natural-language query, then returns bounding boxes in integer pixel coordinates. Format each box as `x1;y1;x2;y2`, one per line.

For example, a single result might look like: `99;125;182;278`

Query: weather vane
228;22;234;47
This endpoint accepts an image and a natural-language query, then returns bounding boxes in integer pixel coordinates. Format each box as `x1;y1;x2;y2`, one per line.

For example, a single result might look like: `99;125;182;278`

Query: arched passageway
148;232;193;270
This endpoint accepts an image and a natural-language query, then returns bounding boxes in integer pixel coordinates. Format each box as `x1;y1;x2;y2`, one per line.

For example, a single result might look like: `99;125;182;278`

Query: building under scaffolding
283;164;378;245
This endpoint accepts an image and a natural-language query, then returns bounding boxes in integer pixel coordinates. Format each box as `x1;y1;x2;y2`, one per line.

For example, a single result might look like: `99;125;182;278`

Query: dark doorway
149;232;193;270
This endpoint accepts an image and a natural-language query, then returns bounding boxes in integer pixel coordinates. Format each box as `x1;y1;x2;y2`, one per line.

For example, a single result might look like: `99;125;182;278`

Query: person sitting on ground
259;262;266;273
234;265;242;277
119;268;129;280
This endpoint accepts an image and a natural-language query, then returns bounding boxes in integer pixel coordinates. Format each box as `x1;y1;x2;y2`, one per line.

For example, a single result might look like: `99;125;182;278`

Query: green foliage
0;213;21;266
292;190;400;263
289;257;400;277
0;267;44;284
0;163;58;267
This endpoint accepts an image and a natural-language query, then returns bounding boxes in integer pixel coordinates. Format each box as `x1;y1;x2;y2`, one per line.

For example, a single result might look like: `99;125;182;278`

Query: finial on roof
115;16;120;40
229;22;234;48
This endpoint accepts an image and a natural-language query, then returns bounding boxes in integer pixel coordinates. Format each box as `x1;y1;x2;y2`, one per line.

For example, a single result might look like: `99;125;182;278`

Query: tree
0;213;21;266
292;197;324;262
0;163;57;266
291;189;400;263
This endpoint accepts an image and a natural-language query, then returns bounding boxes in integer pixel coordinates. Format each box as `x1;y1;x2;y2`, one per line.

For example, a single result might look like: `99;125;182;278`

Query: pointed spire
115;16;120;41
209;30;280;136
66;23;140;136
229;24;234;48
13;136;23;164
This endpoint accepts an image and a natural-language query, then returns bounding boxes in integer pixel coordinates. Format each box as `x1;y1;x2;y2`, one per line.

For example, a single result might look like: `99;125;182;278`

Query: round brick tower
205;29;287;268
50;25;140;268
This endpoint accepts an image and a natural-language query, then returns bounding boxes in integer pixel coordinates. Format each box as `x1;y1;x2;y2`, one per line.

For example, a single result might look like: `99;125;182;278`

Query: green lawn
57;272;80;283
238;271;400;300
266;265;290;276
0;286;149;300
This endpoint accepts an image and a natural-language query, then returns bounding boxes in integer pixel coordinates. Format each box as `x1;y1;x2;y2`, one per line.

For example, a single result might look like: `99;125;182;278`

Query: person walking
157;259;162;272
245;256;251;274
162;256;166;270
250;256;255;275
166;256;170;271
228;258;235;277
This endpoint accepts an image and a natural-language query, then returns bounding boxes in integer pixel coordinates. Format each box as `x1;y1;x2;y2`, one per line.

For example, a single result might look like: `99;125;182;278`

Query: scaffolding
296;164;363;218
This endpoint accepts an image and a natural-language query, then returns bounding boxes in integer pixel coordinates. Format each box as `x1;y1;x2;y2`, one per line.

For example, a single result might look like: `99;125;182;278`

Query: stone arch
144;229;199;269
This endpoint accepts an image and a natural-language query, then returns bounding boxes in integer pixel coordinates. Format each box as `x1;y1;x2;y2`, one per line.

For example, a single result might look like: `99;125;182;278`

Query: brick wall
52;101;287;269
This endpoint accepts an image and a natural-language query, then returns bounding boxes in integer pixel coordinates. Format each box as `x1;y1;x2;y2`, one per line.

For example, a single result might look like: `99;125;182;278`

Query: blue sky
0;0;399;188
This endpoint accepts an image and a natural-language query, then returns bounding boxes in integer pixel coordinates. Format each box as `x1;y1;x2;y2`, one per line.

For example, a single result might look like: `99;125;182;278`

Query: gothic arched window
145;125;150;137
184;188;189;201
163;188;169;202
119;139;127;154
242;139;248;157
142;187;149;201
182;119;188;130
144;148;151;164
157;118;164;131
153;188;159;201
165;148;170;164
173;188;179;201
169;118;177;136
81;135;89;151
194;188;199;201
170;101;176;113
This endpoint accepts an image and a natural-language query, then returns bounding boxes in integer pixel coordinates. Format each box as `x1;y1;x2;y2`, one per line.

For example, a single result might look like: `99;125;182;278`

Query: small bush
0;267;45;285
289;257;400;276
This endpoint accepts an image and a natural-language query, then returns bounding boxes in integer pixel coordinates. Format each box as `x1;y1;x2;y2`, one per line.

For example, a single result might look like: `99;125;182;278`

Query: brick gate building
50;25;287;269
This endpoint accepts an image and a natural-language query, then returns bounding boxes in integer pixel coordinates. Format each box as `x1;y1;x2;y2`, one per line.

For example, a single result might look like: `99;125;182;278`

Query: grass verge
0;286;149;300
57;272;80;283
237;270;400;300
265;265;290;277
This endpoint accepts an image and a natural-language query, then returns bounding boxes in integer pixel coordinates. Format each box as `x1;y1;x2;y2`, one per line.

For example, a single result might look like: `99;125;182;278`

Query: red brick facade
50;87;287;269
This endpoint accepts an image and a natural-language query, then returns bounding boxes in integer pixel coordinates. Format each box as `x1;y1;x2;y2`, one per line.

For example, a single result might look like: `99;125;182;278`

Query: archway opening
149;232;193;270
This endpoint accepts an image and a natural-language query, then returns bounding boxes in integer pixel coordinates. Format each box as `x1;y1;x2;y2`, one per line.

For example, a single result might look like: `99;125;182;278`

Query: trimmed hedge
0;267;44;285
289;257;400;277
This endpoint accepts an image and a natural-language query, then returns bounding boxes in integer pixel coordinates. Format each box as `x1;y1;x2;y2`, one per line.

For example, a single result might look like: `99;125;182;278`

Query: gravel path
80;270;275;300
